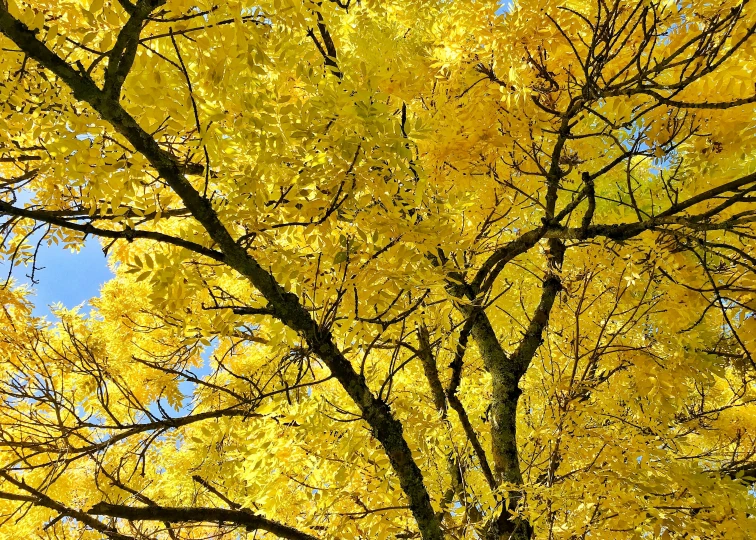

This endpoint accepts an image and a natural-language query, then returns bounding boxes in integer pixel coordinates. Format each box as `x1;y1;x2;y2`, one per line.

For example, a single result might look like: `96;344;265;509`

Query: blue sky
1;236;204;413
1;237;113;319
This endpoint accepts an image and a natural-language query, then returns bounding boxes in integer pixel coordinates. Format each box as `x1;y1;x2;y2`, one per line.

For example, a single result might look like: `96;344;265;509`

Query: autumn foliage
1;0;756;538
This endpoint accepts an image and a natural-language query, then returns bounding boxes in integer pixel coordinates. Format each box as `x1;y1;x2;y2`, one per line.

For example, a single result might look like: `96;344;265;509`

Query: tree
0;0;755;538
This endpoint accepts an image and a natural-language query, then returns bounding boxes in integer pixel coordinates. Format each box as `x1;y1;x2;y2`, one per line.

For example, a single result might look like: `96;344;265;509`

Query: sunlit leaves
1;0;756;538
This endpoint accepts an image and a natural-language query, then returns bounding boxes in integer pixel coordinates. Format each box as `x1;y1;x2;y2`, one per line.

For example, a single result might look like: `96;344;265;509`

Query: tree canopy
1;0;756;538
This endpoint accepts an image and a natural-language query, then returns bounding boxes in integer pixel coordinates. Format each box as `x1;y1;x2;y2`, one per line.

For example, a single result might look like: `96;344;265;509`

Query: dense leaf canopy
1;0;756;538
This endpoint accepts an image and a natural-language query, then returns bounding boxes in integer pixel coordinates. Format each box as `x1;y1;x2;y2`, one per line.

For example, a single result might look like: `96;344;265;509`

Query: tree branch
0;200;224;262
87;502;318;540
104;0;165;100
0;471;137;540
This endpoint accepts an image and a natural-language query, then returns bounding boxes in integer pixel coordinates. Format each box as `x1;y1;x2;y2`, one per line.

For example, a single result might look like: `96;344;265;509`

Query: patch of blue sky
1;233;113;319
1;176;112;318
497;0;513;16
1;231;218;418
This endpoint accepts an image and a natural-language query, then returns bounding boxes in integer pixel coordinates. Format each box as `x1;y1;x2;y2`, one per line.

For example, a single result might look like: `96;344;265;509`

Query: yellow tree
1;0;756;538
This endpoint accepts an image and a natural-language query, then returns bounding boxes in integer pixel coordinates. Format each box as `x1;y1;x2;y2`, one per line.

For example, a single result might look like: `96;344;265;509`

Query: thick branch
508;275;562;377
417;322;496;489
0;408;254;459
0;200;224;261
475;170;756;294
641;88;756;110
417;326;448;415
104;0;165;99
0;472;136;540
307;11;342;78
87;502;317;540
445;314;497;490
